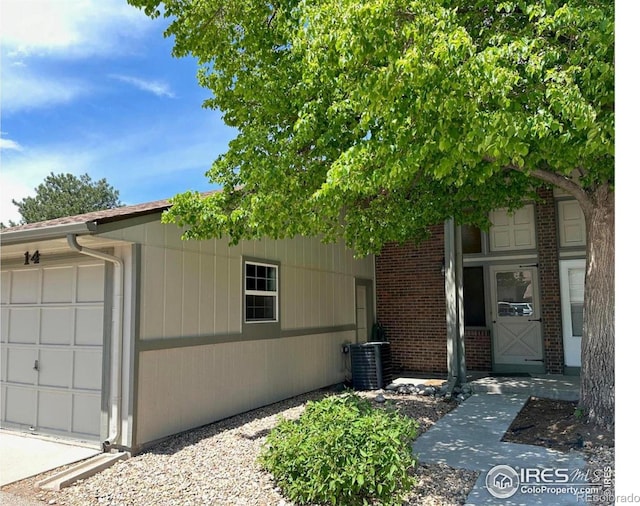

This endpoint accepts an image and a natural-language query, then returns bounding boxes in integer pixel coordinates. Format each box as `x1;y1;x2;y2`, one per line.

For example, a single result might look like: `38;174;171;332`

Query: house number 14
24;250;40;265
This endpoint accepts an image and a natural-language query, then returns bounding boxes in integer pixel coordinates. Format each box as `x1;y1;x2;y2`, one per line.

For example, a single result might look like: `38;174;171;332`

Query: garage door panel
6;349;37;384
1;346;7;382
42;267;74;303
8;308;38;343
41;307;74;345
77;265;105;302
38;349;72;388
73;351;103;390
75;307;103;345
38;391;72;432
72;394;101;436
1;271;9;304
9;270;39;304
1;307;8;343
5;387;36;425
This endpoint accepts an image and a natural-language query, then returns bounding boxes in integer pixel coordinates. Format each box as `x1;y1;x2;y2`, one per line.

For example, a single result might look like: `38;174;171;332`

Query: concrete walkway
470;375;580;402
0;430;100;486
413;377;590;505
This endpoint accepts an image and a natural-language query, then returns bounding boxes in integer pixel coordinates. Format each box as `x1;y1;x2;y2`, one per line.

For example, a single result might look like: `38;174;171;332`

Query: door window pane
496;270;534;317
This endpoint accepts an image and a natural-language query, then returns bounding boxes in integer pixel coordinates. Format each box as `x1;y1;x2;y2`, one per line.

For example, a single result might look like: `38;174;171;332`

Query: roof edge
0;221;97;246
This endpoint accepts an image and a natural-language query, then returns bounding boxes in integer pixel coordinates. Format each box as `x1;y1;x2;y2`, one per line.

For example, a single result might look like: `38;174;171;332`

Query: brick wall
536;187;565;373
464;329;492;371
375;226;448;374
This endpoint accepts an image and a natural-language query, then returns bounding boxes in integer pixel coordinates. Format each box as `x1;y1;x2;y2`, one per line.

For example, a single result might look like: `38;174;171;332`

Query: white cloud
1;69;88;113
0;0;152;59
0;176;32;225
0;0;159;114
0;145;95;223
109;74;176;98
0;136;23;151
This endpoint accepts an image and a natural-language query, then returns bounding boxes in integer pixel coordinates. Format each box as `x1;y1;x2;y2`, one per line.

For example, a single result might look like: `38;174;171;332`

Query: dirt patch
503;396;615;505
501;397;614;451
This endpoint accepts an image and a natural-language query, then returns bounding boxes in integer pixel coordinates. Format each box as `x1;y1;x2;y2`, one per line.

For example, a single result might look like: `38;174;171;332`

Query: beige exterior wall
136;331;352;444
101;219;375;447
103;221;373;339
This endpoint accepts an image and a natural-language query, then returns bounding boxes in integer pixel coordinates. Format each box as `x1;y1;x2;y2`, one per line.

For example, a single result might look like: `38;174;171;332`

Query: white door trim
559;259;586;368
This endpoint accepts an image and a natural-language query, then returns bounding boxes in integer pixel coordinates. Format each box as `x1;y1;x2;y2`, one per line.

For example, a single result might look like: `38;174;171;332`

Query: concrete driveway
0;430;100;486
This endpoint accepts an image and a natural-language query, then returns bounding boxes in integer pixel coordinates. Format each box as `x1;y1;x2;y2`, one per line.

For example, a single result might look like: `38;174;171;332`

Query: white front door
559;259;586;368
1;258;105;442
490;265;544;372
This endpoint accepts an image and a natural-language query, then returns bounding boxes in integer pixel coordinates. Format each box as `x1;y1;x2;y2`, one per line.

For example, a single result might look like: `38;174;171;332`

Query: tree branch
504;164;593;213
266;7;278;28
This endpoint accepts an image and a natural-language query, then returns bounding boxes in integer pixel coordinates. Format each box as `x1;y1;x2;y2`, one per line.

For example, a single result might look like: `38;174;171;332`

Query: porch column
444;219;466;386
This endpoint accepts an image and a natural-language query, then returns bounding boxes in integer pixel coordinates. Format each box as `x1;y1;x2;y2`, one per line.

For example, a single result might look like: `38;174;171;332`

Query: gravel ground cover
2;388;613;506
3;389;479;506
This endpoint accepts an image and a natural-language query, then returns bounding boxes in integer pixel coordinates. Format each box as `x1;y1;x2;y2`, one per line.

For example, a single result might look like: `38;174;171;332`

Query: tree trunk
580;183;615;428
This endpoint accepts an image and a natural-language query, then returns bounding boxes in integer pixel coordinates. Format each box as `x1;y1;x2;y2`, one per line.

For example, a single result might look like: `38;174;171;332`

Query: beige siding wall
103;221;373;339
100;219;375;447
136;331;352;444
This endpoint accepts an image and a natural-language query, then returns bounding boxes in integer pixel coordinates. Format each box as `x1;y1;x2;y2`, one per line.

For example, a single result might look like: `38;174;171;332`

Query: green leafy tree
129;0;614;426
12;172;123;224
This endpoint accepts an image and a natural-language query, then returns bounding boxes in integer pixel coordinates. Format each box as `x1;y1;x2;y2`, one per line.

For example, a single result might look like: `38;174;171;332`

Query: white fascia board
0;222;97;246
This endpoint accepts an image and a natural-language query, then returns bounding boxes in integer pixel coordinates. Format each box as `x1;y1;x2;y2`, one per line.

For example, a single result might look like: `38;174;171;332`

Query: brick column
535;187;564;373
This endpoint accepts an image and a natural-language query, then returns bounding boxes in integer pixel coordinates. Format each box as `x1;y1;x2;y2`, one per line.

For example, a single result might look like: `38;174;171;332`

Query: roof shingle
1;197;173;233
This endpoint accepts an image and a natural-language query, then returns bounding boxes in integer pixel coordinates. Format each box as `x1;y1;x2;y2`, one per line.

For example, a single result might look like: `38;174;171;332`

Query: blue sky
0;0;236;224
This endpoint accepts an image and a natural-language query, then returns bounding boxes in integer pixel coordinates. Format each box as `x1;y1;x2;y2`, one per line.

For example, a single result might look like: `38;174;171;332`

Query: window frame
243;259;279;324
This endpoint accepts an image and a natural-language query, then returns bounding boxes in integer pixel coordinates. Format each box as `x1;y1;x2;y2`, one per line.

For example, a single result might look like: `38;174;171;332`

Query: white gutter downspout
67;234;123;448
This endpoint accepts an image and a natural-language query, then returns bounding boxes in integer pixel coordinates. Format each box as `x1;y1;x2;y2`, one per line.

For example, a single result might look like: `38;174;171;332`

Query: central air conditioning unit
349;342;392;390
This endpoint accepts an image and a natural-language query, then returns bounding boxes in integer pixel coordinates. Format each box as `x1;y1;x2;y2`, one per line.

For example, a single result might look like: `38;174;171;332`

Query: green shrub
260;393;419;505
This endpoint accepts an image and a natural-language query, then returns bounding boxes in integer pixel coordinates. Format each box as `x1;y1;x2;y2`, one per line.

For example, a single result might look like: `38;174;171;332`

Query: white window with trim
244;261;278;323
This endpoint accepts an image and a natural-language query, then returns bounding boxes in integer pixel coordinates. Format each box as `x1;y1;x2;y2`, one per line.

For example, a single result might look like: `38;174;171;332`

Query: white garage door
1;258;105;441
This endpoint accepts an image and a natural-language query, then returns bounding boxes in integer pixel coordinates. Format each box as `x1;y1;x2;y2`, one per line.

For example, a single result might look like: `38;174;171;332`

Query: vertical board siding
214;256;230;335
133;224;373;340
140;245;164;339
163;248;183;338
136;332;353;444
